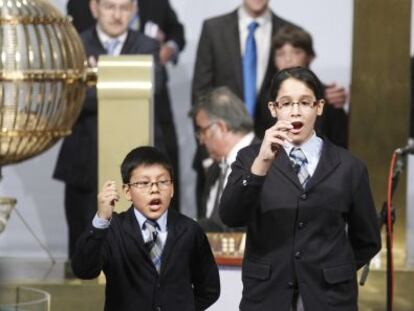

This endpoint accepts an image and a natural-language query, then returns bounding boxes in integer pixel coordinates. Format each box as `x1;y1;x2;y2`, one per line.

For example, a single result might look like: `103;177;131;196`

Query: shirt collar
134;208;168;232
238;5;271;28
283;131;323;161
96;25;128;48
225;132;255;166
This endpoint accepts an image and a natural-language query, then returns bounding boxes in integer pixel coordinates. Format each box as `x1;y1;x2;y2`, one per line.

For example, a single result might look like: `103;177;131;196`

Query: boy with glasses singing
72;146;220;311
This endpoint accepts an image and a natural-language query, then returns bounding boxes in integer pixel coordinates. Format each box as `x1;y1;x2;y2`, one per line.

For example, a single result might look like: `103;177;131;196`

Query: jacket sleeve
71;225;108;279
191;20;214;106
219;147;266;227
191;225;220;310
162;0;186;52
348;165;382;269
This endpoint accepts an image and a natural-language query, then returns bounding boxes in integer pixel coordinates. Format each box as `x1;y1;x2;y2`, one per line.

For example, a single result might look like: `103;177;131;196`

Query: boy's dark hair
272;26;315;58
121;146;173;184
269;67;324;102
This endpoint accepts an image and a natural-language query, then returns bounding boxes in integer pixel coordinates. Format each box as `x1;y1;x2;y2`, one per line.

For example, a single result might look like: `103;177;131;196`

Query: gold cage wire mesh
0;0;88;166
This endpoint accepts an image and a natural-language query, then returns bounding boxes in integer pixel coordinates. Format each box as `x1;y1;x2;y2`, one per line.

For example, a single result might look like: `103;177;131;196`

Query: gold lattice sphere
0;0;87;165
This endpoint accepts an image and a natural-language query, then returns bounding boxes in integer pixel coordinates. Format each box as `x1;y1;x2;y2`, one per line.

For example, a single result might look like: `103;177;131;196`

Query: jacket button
156;307;161;311
298;222;305;229
288;281;295;288
300;193;307;200
242;179;248;186
295;251;302;259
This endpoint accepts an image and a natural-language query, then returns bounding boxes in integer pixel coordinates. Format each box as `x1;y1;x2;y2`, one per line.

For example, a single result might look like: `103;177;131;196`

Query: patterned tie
211;161;229;218
144;220;163;273
104;38;120;55
289;147;310;188
243;21;259;117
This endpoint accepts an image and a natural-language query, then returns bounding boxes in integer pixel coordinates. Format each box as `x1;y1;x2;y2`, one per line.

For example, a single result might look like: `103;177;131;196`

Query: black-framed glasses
127;180;173;190
274;99;318;111
195;122;217;139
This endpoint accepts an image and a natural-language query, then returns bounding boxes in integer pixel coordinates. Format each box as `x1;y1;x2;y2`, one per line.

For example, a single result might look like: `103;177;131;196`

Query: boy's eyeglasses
274;99;318;111
127;180;172;190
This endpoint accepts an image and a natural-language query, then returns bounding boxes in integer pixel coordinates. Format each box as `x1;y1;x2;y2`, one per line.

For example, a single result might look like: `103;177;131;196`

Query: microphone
396;139;414;156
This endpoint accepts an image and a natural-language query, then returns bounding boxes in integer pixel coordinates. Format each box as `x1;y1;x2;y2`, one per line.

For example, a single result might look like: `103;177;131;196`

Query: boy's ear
122;184;132;201
268;101;277;118
316;99;325;116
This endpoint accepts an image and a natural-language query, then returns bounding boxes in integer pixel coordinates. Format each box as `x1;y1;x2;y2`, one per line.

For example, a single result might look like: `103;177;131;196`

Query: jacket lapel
225;10;243;95
160;209;188;275
305;140;341;191
122;207;149;256
273;149;303;190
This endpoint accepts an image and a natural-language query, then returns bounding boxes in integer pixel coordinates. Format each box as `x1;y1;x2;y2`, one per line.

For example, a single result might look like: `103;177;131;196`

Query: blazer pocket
323;263;355;284
242;260;271;302
322;264;357;307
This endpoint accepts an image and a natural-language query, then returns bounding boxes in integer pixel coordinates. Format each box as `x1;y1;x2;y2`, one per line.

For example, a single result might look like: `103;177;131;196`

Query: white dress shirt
238;6;272;92
282;132;323;177
206;132;255;217
96;26;128;56
92;208;168;245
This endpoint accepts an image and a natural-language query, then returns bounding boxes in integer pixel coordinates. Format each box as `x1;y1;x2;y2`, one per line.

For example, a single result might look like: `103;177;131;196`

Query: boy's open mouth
291;121;304;132
149;198;161;206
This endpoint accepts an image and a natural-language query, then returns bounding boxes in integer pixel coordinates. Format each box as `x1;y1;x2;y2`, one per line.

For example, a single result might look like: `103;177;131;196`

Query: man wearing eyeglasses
54;0;180;271
189;87;259;232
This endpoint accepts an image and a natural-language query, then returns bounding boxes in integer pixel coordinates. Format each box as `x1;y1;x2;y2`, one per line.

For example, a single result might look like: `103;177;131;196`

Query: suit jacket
72;208;220;311
191;9;296;136
198;135;260;231
219;140;381;311
53;28;165;190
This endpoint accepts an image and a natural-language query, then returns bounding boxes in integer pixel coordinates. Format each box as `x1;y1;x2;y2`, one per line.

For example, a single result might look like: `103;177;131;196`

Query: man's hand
251;120;292;176
97;181;119;220
159;44;175;65
324;83;347;108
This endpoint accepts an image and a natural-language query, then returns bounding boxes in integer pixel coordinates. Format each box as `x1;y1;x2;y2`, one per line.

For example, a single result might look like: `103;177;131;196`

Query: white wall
0;0;353;259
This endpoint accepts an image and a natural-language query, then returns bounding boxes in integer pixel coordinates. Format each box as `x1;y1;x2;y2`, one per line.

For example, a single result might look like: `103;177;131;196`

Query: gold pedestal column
97;55;154;212
351;0;411;267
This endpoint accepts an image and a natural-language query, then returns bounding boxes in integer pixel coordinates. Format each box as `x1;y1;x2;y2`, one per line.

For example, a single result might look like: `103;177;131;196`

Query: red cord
387;152;397;308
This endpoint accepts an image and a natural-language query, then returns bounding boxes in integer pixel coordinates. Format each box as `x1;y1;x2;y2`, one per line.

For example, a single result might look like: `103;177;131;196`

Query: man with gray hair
190;86;259;231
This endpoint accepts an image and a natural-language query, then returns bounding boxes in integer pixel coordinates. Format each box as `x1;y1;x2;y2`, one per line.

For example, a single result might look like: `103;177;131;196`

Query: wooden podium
97;55;154;213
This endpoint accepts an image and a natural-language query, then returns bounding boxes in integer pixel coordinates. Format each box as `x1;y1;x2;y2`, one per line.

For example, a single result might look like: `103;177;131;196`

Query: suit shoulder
171;210;207;235
237;143;261;160
80;27;95;43
328;141;367;170
129;30;159;46
203;10;236;28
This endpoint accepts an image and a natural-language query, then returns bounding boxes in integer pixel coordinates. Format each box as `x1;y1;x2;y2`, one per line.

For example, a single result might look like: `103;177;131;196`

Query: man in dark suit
189;87;258;231
67;0;185;64
54;0;172;261
192;0;347;138
220;67;381;310
72;146;220;311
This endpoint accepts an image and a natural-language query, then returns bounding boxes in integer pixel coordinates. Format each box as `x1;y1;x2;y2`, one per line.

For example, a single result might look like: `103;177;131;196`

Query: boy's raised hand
97;181;120;220
251;120;292;176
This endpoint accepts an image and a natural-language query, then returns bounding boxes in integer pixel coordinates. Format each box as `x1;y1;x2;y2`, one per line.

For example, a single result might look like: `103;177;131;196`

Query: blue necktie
105;38;120;56
243;21;259;117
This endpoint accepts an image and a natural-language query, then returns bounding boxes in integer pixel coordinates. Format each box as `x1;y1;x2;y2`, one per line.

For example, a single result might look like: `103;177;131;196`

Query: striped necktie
144;219;163;273
289;147;310;188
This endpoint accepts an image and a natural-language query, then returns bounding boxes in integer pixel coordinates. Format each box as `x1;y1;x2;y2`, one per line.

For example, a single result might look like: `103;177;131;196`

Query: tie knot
144;219;159;232
105;38;120;55
248;21;259;33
